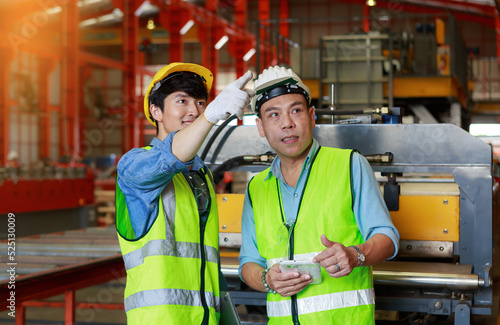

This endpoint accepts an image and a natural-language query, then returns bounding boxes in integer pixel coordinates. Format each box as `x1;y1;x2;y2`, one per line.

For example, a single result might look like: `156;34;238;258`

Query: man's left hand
312;234;357;278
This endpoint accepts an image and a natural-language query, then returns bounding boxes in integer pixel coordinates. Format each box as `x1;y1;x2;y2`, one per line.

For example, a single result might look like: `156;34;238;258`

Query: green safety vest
116;147;220;324
249;147;375;325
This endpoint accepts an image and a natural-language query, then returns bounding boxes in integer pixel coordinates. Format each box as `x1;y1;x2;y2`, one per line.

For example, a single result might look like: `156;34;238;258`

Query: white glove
204;70;255;124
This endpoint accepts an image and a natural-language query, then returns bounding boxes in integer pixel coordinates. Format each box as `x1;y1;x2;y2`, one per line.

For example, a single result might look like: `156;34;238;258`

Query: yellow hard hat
143;62;214;125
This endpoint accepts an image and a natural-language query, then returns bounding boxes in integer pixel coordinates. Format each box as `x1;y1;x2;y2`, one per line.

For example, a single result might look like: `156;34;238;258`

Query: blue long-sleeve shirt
238;139;400;279
116;132;206;237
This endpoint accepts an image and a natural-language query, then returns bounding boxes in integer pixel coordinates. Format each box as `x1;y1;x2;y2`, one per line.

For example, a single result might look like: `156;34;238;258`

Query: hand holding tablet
280;260;322;285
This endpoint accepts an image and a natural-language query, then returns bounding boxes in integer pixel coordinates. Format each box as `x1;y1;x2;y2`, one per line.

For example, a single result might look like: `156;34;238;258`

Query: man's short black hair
148;71;208;129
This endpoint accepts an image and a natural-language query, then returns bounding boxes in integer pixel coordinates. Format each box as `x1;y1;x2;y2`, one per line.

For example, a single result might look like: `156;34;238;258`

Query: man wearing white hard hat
116;62;254;324
239;66;399;324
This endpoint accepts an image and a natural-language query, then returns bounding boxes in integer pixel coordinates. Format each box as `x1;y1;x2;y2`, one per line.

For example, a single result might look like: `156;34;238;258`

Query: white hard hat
251;65;311;115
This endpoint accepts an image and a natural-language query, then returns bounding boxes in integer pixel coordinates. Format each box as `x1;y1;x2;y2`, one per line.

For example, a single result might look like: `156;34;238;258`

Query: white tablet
280;260;322;285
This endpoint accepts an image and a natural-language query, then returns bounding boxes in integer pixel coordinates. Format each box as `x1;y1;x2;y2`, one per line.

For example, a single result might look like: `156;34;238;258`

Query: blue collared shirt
116;131;206;237
238;139;400;279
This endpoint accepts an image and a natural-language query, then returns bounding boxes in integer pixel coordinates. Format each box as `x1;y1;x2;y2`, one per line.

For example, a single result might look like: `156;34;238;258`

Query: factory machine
201;122;495;324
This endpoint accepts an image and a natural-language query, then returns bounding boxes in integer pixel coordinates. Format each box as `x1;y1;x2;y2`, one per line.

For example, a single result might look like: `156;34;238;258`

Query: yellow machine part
389;195;459;242
383;76;467;108
217;194;244;233
435;18;446;45
217;193;460;242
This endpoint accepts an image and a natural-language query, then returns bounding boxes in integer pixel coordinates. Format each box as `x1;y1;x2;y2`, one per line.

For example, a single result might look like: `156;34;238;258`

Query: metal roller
221;261;485;291
373;270;482;290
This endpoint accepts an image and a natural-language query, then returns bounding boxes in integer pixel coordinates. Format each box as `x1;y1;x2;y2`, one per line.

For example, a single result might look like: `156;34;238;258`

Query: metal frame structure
0;254;125;324
0;227;124;325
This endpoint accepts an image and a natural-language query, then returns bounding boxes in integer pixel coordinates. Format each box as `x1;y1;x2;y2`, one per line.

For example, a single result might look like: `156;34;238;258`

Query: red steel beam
233;0;249;76
497;13;500;59
454;12;495;29
151;0;256;102
232;0;249;125
206;0;219;87
338;0;495;17
112;0;124;10
169;10;183;62
38;57;54;160
259;0;270;69
16;305;26;325
0;254;125;311
158;6;190;62
152;0;254;42
206;0;219;13
279;0;290;65
0;50;13;165
80;65;93;157
65;290;75;324
206;0;222;97
60;0;80;160
335;0;495;29
403;0;494;17
364;4;370;33
210;25;221;98
121;0;141;152
79;50;128;70
198;23;221;100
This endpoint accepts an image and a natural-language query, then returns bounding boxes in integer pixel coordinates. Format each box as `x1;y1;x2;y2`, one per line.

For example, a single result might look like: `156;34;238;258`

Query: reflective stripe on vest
121;180;219;270
267;288;375;317
122;238;219;270
125;288;221;312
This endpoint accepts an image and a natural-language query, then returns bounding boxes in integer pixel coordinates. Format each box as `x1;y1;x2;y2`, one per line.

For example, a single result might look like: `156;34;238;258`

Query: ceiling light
180;20;194;35
214;35;229;50
243;48;256;61
46;6;61;15
366;0;376;6
79;18;98;28
80;0;103;6
113;8;123;17
135;1;151;16
98;14;116;22
147;19;155;30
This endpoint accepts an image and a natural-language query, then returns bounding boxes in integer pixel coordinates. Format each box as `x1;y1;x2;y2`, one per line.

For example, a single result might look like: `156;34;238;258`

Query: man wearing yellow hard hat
115;62;254;324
